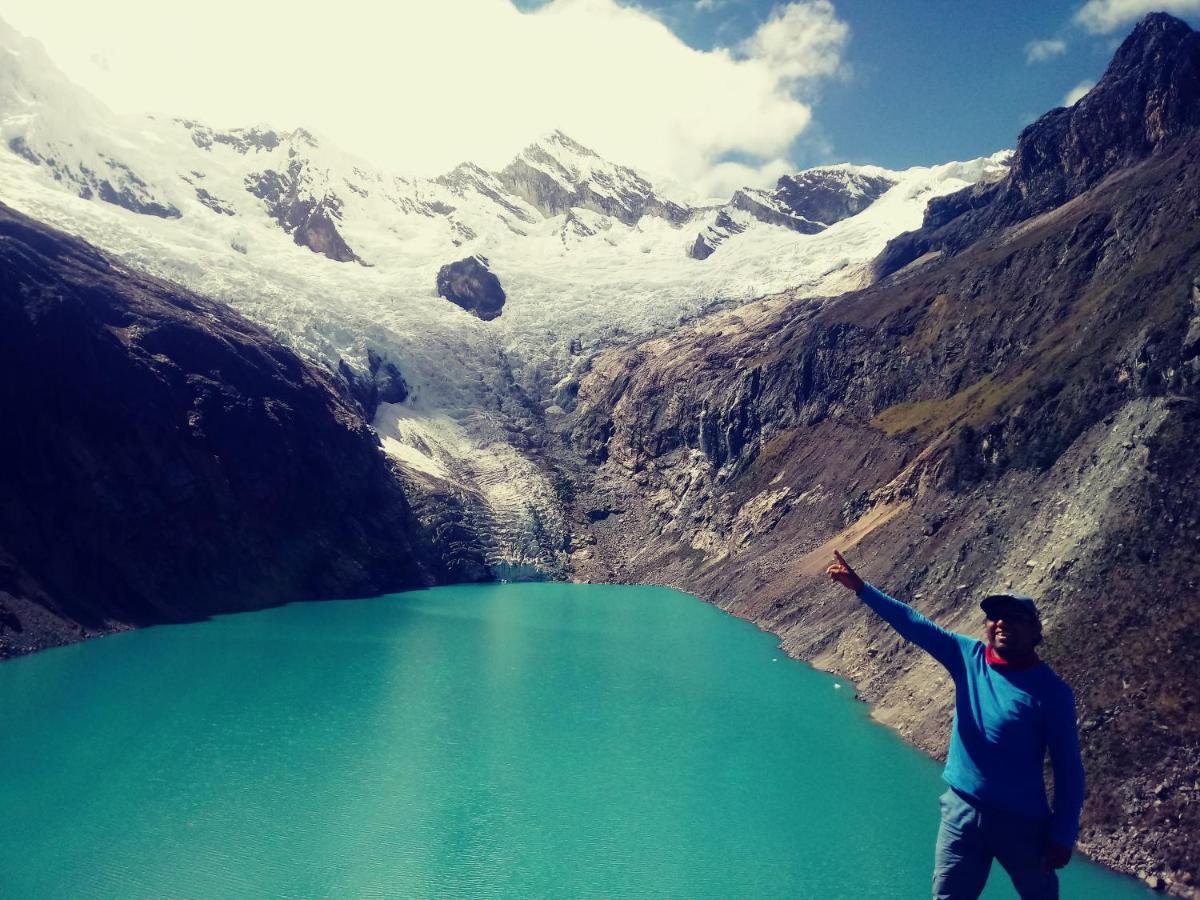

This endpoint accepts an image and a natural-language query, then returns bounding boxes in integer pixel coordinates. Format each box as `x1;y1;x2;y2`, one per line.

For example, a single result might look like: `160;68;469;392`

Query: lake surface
0;583;1147;898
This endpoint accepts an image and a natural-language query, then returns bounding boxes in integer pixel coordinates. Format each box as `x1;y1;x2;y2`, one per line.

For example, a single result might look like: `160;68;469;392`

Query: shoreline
638;573;1181;897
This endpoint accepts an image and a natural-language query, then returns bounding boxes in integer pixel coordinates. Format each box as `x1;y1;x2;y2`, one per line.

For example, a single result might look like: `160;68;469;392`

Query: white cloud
1074;0;1200;33
694;157;796;200
1025;38;1068;63
1063;80;1096;105
738;1;850;84
0;0;849;192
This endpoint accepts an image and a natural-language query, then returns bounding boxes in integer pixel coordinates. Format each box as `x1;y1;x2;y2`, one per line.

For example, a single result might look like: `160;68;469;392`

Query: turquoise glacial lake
0;583;1147;898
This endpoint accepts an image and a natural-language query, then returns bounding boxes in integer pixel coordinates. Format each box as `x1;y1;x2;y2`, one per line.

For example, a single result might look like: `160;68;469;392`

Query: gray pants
933;788;1059;900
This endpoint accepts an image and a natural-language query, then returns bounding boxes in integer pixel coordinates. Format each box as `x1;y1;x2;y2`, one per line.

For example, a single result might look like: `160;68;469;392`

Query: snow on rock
728;166;898;236
0;20;180;219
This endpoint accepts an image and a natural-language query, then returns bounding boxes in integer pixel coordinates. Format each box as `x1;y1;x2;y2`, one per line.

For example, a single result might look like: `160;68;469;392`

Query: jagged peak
874;15;1200;281
508;130;634;185
526;129;601;160
1079;11;1199;106
1011;11;1199;175
1111;10;1195;63
444;160;490;178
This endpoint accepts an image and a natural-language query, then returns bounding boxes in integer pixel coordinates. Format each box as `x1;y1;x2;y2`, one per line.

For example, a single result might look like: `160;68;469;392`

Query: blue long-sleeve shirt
857;583;1085;847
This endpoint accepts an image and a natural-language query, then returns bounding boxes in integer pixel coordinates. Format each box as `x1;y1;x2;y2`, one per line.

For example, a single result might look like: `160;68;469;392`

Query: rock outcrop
691;167;896;259
436;255;506;321
733;169;895;234
245;155;361;264
338;348;410;420
566;14;1200;894
688;209;747;260
0;202;483;659
435;162;540;225
182;121;307;155
0;21;182;221
8;135;181;219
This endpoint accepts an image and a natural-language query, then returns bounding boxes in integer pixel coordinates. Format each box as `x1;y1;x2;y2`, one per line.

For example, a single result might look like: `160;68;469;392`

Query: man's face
985;610;1038;656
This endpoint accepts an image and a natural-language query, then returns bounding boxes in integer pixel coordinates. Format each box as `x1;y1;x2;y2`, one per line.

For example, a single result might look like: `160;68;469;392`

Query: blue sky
518;0;1200;169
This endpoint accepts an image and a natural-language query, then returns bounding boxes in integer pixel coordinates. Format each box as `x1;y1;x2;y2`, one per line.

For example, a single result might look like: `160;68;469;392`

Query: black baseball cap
980;593;1041;622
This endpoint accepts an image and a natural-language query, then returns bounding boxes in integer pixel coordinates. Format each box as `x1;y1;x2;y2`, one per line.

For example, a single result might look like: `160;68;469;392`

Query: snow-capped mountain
689;166;899;258
493;129;690;225
0;15;1009;568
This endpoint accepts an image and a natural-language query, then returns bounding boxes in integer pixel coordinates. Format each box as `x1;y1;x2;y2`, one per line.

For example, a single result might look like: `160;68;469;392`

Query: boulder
436;255;506;321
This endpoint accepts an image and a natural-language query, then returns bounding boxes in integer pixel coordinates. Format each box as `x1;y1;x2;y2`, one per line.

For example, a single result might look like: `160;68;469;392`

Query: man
826;550;1084;900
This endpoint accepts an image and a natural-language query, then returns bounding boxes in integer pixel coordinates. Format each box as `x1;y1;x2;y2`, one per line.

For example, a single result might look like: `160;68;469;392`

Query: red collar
985;644;1041;672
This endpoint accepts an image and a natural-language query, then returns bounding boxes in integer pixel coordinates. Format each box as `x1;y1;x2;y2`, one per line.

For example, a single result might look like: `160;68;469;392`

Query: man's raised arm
827;550;963;671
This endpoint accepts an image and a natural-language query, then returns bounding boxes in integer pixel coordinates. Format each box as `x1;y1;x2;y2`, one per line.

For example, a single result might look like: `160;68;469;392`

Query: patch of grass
872;371;1033;439
874;205;1200;443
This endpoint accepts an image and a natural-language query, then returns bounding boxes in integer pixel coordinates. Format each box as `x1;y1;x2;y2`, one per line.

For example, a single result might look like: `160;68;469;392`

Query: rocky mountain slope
565;13;1200;894
0;202;486;659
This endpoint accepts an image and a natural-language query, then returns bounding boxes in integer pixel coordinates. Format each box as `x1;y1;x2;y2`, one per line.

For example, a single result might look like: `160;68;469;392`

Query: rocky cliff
565;13;1200;894
732;168;896;235
0;203;484;659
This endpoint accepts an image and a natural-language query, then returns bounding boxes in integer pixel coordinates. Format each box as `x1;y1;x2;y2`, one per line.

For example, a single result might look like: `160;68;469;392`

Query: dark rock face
877;12;1200;280
733;169;895;234
436;255;506;321
245;160;360;263
775;170;895;225
338;348;410;420
193;186;236;216
566;15;1200;888
689;210;747;260
0;203;477;659
692;169;895;259
1012;13;1200;203
730;189;825;235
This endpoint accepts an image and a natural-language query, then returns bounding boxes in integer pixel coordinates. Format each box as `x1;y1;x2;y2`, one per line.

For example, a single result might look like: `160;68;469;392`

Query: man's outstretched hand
827;550;865;593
